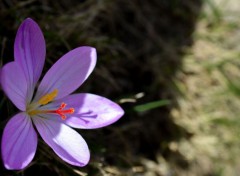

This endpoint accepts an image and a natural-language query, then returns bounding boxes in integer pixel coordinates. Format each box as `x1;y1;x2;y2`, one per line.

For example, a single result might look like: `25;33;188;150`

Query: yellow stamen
38;89;58;105
28;109;41;116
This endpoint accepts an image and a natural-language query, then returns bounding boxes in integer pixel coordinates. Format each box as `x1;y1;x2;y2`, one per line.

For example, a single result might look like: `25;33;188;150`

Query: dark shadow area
0;0;203;175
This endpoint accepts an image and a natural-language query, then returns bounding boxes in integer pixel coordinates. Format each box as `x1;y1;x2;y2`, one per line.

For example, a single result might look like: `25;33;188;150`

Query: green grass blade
134;100;170;112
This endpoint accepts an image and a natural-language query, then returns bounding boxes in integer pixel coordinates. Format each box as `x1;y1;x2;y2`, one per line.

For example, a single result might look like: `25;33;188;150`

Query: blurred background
0;0;240;175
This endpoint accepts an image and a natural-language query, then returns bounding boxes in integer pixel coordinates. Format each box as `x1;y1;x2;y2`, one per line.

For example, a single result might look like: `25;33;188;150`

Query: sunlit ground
172;0;240;175
1;0;240;175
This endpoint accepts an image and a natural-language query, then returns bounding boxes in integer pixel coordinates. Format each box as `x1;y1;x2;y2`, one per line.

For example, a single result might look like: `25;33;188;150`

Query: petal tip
76;154;90;167
118;106;125;118
112;104;125;122
4;163;27;170
22;17;36;24
80;46;97;59
67;143;90;167
4;164;14;170
19;18;42;34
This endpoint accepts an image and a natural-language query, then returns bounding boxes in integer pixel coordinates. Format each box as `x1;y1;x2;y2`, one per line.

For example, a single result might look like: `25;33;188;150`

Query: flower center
27;89;75;120
29;103;74;120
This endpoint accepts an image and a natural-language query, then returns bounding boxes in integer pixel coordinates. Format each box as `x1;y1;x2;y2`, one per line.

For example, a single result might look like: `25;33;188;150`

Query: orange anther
45;102;74;120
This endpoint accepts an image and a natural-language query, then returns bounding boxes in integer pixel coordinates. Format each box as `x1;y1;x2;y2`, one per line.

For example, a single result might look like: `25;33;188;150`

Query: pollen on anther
60;103;67;109
60;114;67;120
69;108;75;114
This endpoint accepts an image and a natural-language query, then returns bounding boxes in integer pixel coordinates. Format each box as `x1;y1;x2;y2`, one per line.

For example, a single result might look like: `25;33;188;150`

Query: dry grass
171;0;240;175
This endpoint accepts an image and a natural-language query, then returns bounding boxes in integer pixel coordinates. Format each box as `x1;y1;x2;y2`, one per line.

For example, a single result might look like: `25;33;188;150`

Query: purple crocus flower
0;18;124;170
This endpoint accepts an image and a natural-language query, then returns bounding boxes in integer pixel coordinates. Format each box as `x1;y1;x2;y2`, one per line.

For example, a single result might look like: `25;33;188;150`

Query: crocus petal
1;112;38;170
14;18;46;102
33;117;90;167
1;62;28;111
39;93;124;129
34;46;96;101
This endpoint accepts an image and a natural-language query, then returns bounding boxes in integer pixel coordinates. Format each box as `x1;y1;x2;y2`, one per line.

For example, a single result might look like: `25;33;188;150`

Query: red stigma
46;103;75;120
